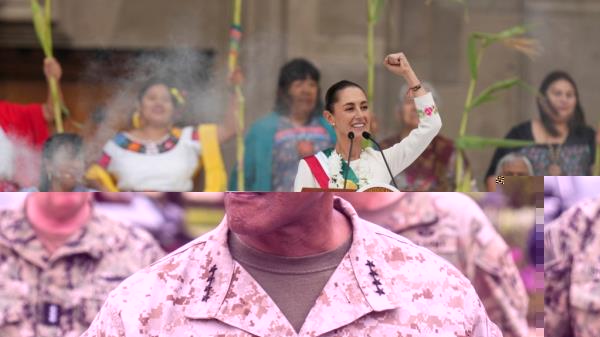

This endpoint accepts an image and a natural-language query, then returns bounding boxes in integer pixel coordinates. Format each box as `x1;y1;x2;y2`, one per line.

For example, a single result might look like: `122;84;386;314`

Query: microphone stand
362;131;399;189
343;131;355;190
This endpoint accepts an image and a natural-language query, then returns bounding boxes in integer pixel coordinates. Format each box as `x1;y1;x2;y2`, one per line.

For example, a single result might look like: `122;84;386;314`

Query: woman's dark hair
138;77;179;106
324;80;365;113
274;58;323;118
39;133;83;192
537;70;586;137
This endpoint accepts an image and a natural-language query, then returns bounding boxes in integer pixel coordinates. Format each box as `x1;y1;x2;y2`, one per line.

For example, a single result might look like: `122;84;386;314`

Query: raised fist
383;52;413;77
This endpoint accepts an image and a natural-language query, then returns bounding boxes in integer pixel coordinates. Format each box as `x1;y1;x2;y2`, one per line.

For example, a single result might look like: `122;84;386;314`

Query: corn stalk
367;0;385;110
594;144;600;176
455;25;540;191
31;0;66;133
229;0;246;190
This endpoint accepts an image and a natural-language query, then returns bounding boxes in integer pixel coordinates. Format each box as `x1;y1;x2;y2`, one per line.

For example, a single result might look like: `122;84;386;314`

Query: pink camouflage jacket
81;197;501;337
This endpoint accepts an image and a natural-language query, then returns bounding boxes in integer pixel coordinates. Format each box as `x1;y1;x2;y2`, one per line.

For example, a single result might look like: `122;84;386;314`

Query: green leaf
470;25;528;49
467;35;478;81
469;77;520;111
456;165;472;192
31;0;51;56
496;25;527;40
455;136;536;150
45;0;53;56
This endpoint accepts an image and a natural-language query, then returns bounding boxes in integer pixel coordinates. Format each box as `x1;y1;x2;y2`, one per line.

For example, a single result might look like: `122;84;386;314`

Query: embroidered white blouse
100;126;201;191
294;93;442;191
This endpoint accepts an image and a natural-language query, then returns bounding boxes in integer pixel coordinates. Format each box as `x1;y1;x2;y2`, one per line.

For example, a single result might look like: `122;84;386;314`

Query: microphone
343;131;355;190
362;131;399;189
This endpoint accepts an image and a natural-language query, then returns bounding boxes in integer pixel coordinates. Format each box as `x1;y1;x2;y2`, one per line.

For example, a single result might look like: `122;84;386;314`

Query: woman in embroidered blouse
294;52;442;191
484;71;597;191
87;78;238;192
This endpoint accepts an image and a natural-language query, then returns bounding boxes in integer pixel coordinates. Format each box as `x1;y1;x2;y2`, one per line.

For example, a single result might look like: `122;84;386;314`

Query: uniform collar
181;196;411;336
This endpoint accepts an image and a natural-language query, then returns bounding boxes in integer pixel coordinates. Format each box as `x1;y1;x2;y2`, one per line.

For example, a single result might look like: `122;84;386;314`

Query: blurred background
544;176;600;222
0;188;544;332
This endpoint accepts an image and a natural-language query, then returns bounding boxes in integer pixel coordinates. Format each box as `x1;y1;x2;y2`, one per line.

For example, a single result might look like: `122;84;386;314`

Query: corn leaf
469;77;520;111
467;35;478;81
473;25;528;48
496;25;528;40
45;0;53;56
31;1;49;56
455;136;535;150
456;166;472;192
31;0;64;131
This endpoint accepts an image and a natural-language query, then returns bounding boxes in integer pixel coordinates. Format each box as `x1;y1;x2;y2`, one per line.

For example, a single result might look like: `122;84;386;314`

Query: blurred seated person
21;133;93;192
496;153;534;177
86;76;238;192
94;192;186;252
487;153;534;192
231;59;336;191
0;192;163;337
485;71;597;191
381;82;465;191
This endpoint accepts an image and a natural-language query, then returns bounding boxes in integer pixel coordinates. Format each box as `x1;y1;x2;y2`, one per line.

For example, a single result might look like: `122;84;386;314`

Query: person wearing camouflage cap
82;193;500;336
339;192;529;337
0;192;164;337
545;197;600;337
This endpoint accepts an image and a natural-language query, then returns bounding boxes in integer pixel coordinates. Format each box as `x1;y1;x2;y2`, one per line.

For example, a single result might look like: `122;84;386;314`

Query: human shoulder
506;120;533;139
247;112;280;133
88;213;159;250
545;198;600;266
364;220;471;285
546;198;600;236
428;192;488;223
0;208;26;247
576;125;597;142
108;230;212;294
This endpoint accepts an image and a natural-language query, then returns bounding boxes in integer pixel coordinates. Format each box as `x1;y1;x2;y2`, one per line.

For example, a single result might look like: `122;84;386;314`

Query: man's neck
235;208;352;258
25;198;90;255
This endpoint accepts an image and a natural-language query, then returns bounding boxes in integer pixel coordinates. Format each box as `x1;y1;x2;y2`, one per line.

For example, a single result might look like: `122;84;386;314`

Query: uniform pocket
570;258;600;311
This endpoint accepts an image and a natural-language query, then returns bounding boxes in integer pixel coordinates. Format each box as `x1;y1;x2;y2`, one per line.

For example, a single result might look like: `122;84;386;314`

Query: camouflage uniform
545;197;600;337
82;197;501;337
0;208;164;337
353;192;528;337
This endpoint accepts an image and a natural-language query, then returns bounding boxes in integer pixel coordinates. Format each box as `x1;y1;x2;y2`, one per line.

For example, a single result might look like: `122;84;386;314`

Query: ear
323;110;335;126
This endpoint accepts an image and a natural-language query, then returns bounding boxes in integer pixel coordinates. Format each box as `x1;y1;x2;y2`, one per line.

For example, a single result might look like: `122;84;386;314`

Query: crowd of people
1;53;596;192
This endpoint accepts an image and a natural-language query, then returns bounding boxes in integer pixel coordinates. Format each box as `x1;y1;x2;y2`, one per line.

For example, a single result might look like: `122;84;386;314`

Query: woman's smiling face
325;86;371;141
